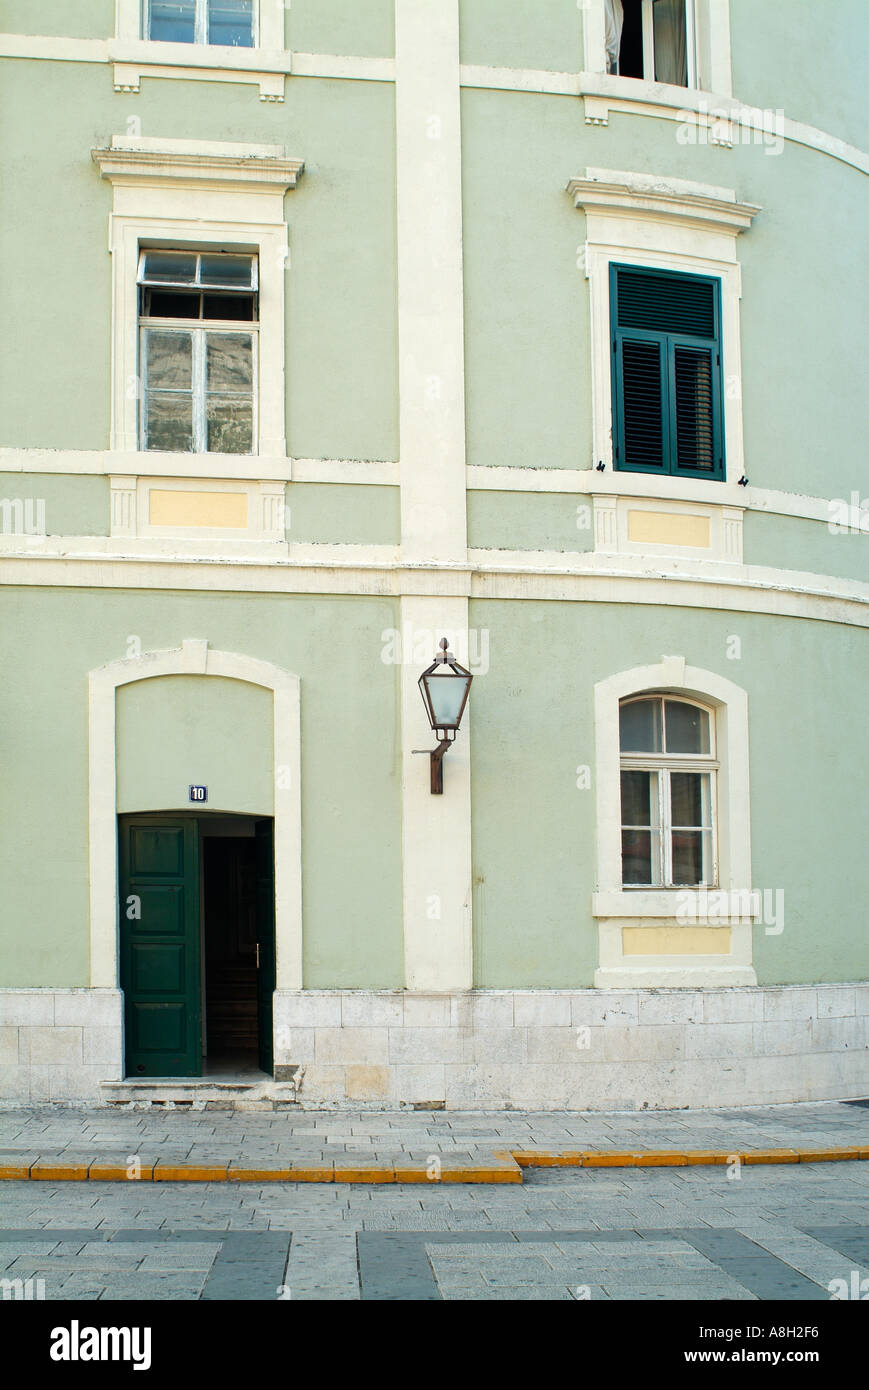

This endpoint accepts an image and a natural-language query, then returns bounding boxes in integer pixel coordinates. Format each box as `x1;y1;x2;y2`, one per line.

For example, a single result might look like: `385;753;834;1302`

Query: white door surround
88;639;302;991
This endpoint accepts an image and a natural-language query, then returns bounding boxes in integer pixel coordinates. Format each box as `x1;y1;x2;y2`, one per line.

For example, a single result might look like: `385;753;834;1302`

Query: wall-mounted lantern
417;638;473;794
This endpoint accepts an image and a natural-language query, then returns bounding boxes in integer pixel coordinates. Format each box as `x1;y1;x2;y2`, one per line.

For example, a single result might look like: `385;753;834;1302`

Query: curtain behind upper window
605;0;624;74
653;0;688;86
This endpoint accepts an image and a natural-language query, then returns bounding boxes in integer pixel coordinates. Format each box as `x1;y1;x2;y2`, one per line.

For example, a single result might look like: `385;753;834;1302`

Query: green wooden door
119;815;202;1078
255;818;276;1075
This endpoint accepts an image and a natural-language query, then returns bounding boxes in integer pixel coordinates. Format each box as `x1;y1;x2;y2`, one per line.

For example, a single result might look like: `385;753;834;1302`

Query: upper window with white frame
619;694;718;887
606;0;697;88
138;250;258;455
146;0;255;47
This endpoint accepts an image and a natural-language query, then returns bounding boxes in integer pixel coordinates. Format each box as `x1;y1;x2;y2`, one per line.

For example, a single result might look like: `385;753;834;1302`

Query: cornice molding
92;137;304;190
567;174;760;235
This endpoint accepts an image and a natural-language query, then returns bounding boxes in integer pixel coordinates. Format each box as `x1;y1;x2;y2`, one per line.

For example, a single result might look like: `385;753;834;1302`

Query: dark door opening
119;812;276;1080
202;834;258;1074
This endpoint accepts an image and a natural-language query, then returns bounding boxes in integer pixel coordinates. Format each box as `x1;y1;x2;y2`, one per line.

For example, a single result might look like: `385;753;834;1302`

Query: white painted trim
0;447;845;526
3;551;869;625
108;475;287;542
93;137;301;459
569;173;756;485
88;640;302;991
593;494;744;563
291;53;395;82
395;0;467;568
394;2;472;992
592;659;755;987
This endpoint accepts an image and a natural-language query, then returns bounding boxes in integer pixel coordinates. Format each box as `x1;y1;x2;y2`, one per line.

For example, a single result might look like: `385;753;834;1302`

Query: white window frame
619;694;719;888
117;0;284;49
592;657;756;987
144;0;258;48
585;0;731;97
568;169;760;495
93;137;303;465
138;251;260;455
636;0;698;90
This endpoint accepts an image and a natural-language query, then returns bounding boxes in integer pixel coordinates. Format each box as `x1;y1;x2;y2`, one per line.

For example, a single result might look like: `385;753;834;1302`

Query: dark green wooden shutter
611;264;724;479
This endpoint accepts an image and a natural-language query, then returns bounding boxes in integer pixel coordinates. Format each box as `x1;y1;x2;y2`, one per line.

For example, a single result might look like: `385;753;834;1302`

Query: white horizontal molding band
576;74;869;178
0;33;393;82
1;35;865;175
0;450;399;485
0;449;846;526
466;467;841;527
1;554;867;626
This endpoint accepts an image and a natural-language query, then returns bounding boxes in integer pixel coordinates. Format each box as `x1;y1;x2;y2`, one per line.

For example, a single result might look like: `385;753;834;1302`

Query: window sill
111;40;288;99
579;73;737;143
593;890;759;920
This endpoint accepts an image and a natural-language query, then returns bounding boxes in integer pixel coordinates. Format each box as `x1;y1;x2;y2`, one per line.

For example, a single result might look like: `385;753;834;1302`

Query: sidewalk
1;1101;867;1183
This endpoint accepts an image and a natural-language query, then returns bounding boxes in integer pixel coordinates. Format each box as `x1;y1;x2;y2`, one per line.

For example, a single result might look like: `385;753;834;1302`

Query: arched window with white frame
619;694;717;887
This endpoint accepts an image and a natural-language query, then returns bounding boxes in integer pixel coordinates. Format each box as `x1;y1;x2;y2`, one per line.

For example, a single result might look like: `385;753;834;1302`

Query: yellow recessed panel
622;927;731;956
628;510;710;548
149;490;248;529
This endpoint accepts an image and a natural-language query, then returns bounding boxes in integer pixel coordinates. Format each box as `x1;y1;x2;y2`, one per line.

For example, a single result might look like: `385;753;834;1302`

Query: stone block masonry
1;985;866;1107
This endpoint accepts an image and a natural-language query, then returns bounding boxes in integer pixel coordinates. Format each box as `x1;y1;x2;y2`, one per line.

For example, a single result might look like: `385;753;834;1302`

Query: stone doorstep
99;1080;300;1110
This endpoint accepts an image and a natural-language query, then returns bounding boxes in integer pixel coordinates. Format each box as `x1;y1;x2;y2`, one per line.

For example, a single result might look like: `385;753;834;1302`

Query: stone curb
1;1147;867;1183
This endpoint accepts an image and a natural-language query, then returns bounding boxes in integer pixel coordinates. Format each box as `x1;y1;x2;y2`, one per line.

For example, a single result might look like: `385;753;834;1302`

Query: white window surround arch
93;136;304;462
88;640;302;993
592;655;756;987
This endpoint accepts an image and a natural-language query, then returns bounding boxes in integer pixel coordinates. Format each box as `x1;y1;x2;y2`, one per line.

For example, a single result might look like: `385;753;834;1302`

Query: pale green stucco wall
470;599;869;988
459;0;581;72
744;512;869;585
460;85;869;504
287;483;399;545
730;0;869;156
0;589;403;989
468;490;595;551
0;61;398;462
0;0;114;38
289;0;394;58
117;675;274;815
0;475;109;536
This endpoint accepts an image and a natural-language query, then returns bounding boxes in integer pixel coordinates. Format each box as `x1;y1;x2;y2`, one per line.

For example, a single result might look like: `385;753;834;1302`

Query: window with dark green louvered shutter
610;264;724;480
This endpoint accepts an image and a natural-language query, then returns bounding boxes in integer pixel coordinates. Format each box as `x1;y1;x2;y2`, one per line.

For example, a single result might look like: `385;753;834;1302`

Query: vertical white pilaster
395;0;472;990
395;0;467;567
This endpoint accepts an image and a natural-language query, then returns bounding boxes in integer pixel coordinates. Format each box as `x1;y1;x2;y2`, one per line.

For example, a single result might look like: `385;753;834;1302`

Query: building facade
1;0;867;1109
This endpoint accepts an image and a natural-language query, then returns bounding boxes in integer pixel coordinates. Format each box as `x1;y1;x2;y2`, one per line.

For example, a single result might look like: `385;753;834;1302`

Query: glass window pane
208;0;254;46
206;334;253;392
199;254;255;289
619;698;662;752
149;0;196;42
206;396;253;453
665;701;710;754
141;251;198;285
202;293;255;322
143;290;201;320
622;829;658;885
620;770;652;827
145;330;192;390
671;829;711;885
145;392;193;452
670;771;708;827
653;0;688;86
